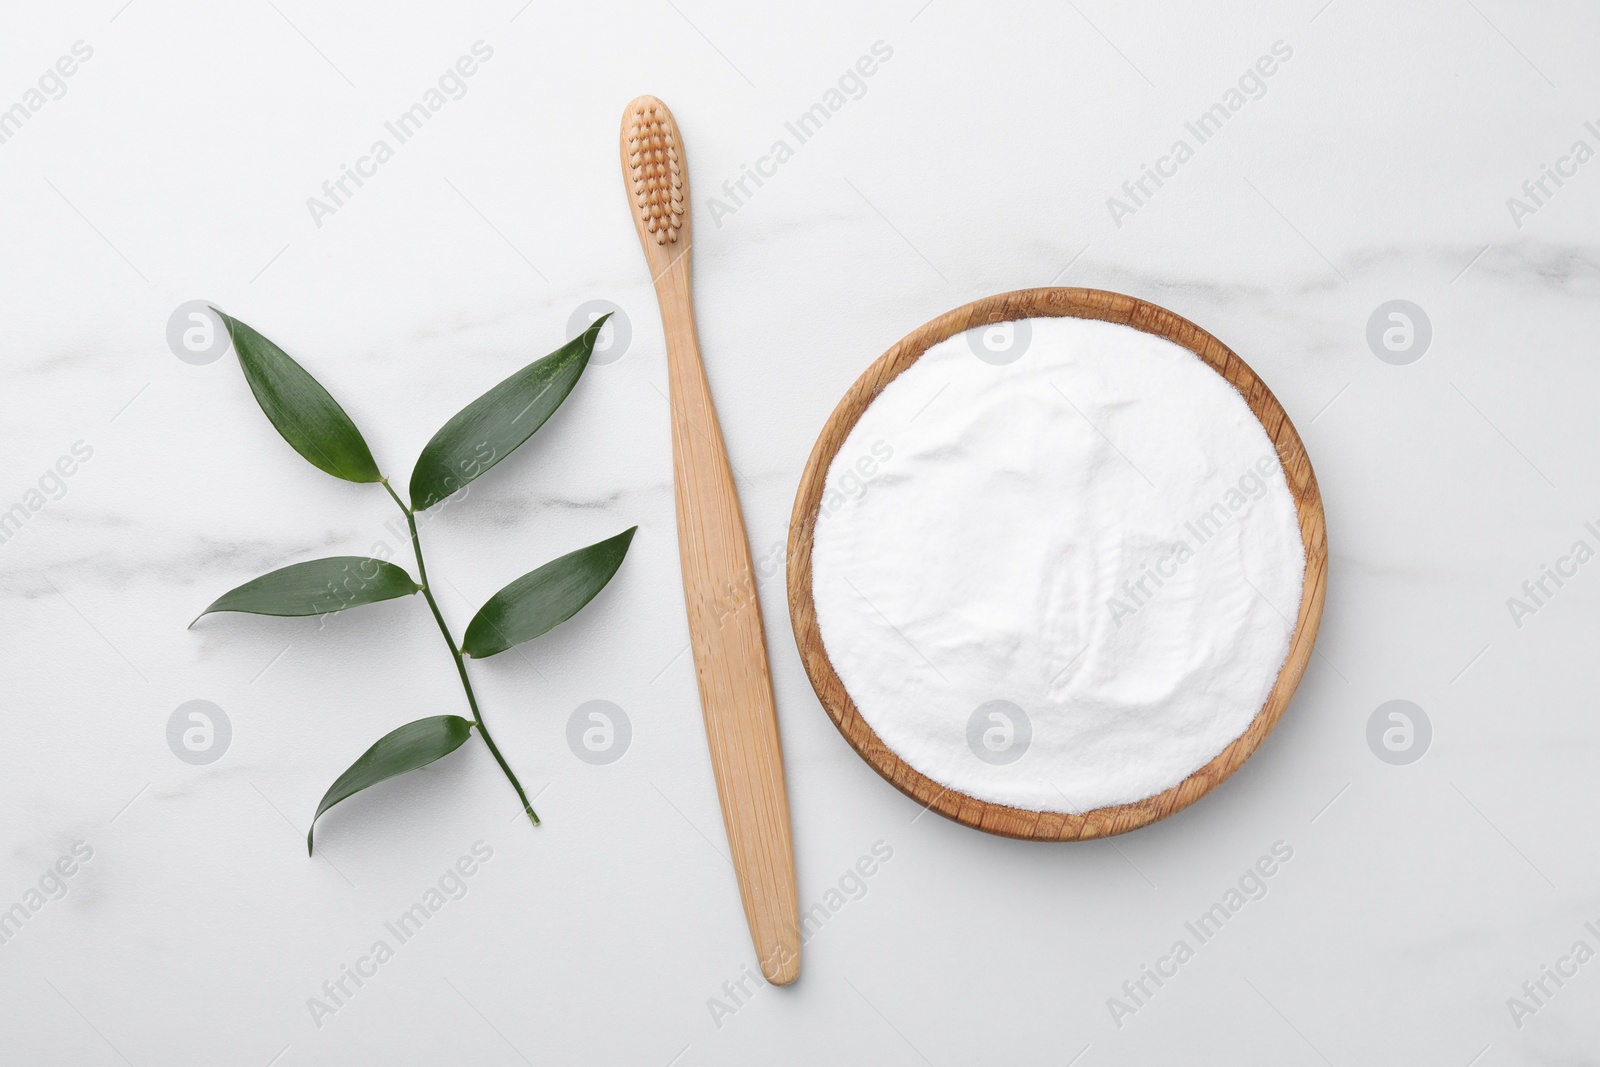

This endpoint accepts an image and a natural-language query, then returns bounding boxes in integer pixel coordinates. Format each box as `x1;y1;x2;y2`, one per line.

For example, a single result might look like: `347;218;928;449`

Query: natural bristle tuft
625;100;686;246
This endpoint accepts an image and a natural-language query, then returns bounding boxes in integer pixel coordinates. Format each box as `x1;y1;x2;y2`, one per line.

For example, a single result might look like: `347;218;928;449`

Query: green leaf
194;557;419;623
462;527;637;658
308;715;473;855
407;316;609;511
216;311;382;483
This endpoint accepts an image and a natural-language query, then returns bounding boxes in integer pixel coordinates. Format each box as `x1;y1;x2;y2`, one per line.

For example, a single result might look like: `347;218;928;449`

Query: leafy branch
192;310;635;854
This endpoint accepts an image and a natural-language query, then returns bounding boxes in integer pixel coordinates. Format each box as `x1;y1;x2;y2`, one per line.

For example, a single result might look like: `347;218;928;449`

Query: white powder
810;316;1306;814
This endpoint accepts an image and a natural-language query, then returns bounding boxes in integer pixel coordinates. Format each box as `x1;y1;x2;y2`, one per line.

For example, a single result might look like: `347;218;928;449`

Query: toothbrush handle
655;253;802;985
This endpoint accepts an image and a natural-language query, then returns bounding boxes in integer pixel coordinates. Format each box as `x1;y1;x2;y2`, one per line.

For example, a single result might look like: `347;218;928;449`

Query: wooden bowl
786;287;1327;840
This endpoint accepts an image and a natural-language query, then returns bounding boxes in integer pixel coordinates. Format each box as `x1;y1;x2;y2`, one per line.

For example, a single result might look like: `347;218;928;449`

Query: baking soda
810;316;1305;813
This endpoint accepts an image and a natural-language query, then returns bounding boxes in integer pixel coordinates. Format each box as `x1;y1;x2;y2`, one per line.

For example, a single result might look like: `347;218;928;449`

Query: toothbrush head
622;96;688;248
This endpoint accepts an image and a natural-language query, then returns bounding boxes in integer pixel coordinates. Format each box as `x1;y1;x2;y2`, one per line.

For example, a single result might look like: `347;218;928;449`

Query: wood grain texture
786;287;1328;841
621;96;801;981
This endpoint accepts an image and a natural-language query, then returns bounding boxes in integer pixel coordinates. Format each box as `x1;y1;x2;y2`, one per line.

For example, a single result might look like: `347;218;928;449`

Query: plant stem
382;479;539;826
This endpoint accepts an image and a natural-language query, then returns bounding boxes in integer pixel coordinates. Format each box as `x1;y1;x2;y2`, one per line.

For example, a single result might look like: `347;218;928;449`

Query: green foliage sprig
192;310;635;853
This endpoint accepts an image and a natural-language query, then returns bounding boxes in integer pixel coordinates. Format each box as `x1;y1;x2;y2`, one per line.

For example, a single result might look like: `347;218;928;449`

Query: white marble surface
2;0;1598;1063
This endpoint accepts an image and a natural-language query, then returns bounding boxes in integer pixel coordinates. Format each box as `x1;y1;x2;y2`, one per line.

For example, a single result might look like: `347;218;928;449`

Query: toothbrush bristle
625;100;685;246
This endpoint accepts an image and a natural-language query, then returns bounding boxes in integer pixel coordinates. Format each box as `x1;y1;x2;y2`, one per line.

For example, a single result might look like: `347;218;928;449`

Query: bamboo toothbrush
619;95;801;985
